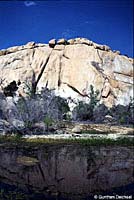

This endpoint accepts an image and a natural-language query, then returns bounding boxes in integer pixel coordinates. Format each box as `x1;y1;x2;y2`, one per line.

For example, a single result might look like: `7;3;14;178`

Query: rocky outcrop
0;38;133;108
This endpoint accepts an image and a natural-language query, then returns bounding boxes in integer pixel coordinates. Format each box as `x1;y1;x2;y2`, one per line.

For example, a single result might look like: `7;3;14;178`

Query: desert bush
109;97;134;125
16;88;70;128
93;104;109;123
44;115;54;132
89;85;100;109
73;85;100;121
73;101;93;120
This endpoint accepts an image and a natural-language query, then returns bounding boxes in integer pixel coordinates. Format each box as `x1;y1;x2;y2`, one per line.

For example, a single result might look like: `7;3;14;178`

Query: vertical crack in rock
27;173;30;185
94;49;108;79
37;163;46;183
97;49;104;65
54;151;58;183
37;162;56;190
57;48;66;87
32;50;53;95
32;49;35;60
58;56;62;87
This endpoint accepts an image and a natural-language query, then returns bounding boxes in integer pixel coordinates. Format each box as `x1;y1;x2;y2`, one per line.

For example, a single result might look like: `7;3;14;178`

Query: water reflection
0;144;133;199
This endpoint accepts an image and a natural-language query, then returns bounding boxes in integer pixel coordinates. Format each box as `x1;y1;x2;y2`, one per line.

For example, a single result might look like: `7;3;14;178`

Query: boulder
57;38;67;45
113;50;120;55
11;119;25;130
6;46;19;54
1;97;25;130
103;115;114;123
73;38;93;45
101;79;111;98
49;39;56;48
0;119;13;135
0;50;7;56
67;39;75;45
104;45;111;51
25;41;35;48
72;125;81;133
32;122;47;134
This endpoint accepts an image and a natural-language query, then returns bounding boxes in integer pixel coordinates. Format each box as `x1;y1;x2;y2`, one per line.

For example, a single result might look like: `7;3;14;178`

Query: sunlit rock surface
0;38;133;108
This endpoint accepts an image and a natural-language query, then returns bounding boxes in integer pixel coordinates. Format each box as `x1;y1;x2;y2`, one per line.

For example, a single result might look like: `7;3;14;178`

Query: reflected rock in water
0;144;133;199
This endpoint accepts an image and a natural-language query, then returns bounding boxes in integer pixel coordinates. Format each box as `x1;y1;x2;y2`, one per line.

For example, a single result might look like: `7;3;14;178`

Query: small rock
0;119;13;135
33;122;46;129
104;45;111;51
0;50;7;56
72;125;81;133
103;115;114;123
25;41;35;48
49;39;56;48
98;45;105;50
55;129;64;134
57;38;67;45
93;43;100;49
74;38;93;45
113;50;120;55
17;46;25;51
36;43;46;47
67;39;75;45
105;115;113;119
33;122;46;133
12;119;25;129
6;46;19;54
54;44;65;50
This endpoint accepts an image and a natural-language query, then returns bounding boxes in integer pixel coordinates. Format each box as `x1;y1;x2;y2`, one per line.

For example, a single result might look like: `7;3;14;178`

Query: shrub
52;96;70;119
73;85;100;121
109;97;134;125
89;85;100;110
44;116;54;132
93;104;109;123
16;88;70;128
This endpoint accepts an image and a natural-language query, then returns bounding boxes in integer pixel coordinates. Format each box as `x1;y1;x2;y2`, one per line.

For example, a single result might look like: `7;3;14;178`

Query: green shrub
73;101;93;120
44;116;54;132
119;116;126;124
89;85;100;110
12;133;23;142
52;96;70;118
73;85;100;120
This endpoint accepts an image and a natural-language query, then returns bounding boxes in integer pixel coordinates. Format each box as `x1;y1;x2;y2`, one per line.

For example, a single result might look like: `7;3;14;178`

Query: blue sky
0;0;133;57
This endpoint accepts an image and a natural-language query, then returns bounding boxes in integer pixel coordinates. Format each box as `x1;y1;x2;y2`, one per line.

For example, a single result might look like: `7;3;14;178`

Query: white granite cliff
0;38;133;108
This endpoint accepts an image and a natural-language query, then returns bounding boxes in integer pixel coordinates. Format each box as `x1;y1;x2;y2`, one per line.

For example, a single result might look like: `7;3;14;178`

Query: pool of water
0;144;133;199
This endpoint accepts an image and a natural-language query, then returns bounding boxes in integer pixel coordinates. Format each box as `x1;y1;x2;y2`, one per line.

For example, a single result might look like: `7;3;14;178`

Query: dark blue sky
0;0;133;57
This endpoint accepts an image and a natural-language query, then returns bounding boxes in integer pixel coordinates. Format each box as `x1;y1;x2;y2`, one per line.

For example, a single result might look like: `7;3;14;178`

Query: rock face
0;38;133;108
0;144;133;199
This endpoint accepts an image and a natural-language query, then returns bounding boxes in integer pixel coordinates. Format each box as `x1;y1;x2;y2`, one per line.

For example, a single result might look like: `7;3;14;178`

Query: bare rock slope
0;38;133;107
